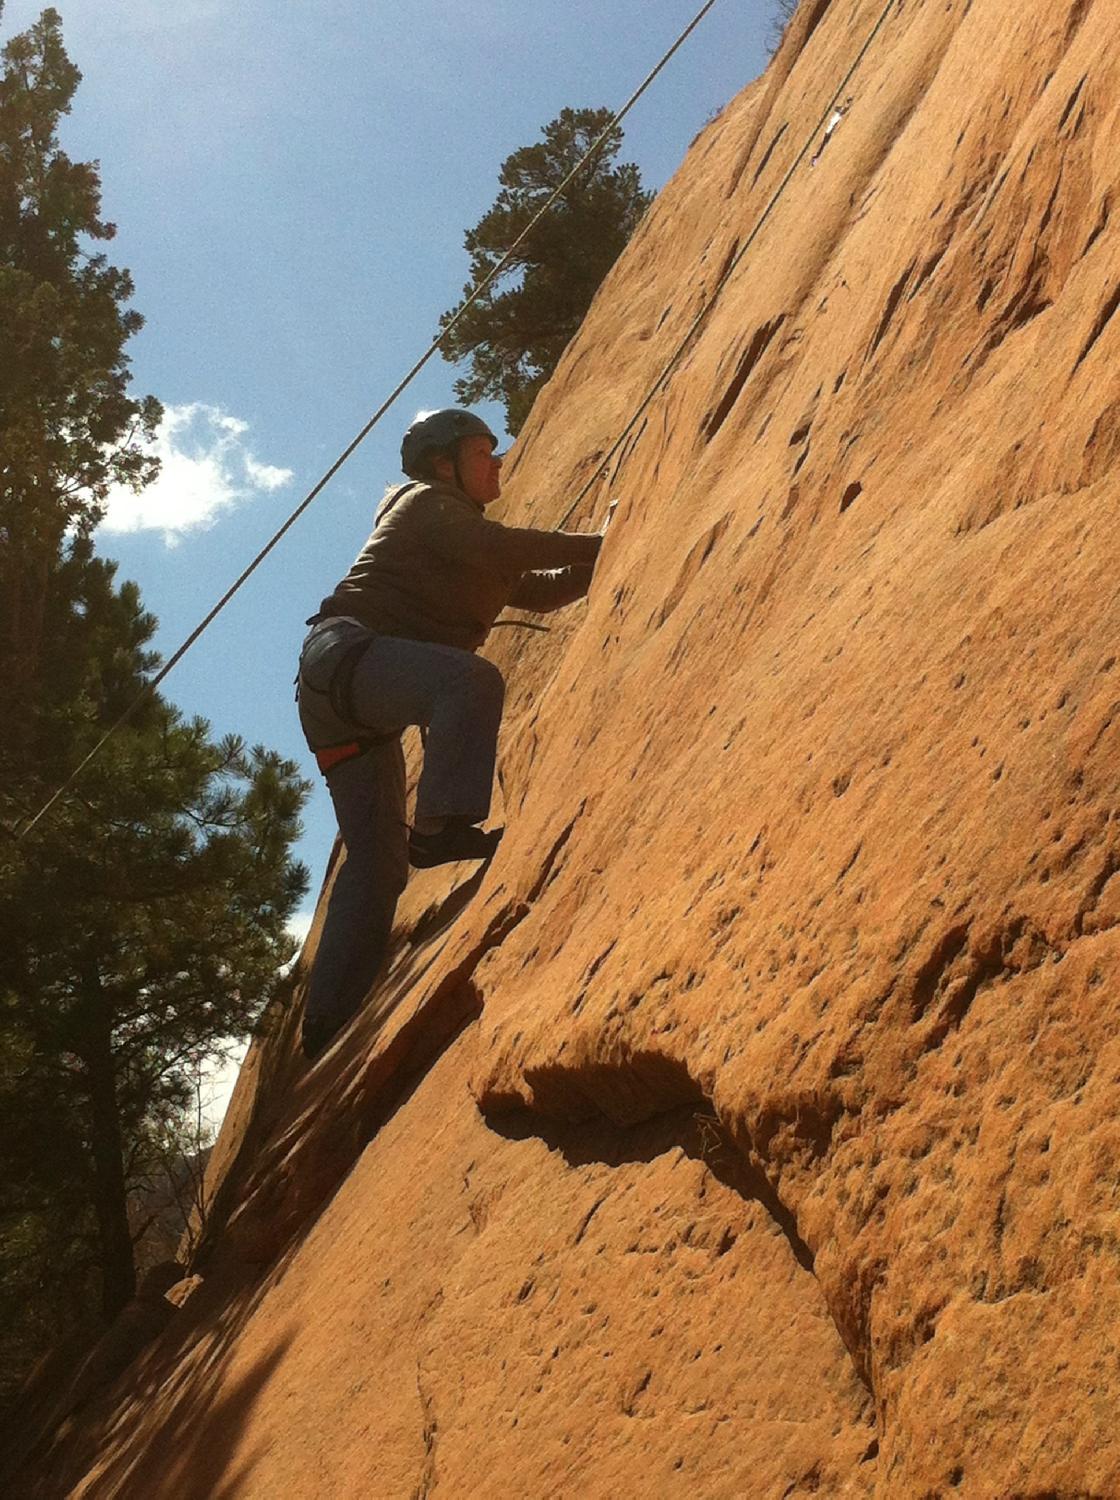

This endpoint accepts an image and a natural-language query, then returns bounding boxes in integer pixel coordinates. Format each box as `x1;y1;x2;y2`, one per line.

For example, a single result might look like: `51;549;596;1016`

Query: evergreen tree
0;541;310;1391
439;107;651;435
0;4;161;738
769;0;800;53
0;7;311;1407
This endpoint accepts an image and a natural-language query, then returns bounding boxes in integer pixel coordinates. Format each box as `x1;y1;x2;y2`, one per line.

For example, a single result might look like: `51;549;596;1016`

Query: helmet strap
451;440;466;494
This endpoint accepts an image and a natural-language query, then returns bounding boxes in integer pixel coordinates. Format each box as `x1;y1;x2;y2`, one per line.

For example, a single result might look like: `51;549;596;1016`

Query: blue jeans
297;621;505;1028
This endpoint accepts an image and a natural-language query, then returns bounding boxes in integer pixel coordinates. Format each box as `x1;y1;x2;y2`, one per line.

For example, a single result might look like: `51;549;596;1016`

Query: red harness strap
314;741;366;775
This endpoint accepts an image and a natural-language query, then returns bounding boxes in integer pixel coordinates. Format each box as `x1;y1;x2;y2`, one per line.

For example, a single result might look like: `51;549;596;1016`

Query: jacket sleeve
508;563;596;613
421;493;603;575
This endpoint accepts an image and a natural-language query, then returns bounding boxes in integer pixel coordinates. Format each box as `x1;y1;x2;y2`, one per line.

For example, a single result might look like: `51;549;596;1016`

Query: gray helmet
400;408;498;479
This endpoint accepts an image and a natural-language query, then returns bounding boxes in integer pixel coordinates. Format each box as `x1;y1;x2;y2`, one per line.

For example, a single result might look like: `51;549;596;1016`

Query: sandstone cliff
21;0;1120;1493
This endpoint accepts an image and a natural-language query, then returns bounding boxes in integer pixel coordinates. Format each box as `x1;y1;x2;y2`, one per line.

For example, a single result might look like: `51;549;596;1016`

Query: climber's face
435;434;503;507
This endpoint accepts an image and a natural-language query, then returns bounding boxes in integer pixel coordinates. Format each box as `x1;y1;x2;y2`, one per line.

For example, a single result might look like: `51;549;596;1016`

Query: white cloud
286;909;315;948
201;1043;248;1137
99;402;293;545
277;908;316;981
245;454;294;490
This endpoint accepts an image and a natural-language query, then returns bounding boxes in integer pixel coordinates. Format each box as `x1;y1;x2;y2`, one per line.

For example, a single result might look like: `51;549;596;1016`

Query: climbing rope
558;0;902;528
17;0;722;839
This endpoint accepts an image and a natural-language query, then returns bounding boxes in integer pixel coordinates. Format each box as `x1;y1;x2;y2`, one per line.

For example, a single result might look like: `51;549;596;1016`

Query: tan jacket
313;481;602;651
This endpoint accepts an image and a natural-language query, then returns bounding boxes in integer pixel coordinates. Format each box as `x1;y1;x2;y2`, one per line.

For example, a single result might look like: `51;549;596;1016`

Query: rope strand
558;0;901;528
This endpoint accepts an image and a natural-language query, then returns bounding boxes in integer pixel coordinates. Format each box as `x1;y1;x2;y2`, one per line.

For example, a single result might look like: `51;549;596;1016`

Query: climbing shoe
408;818;503;869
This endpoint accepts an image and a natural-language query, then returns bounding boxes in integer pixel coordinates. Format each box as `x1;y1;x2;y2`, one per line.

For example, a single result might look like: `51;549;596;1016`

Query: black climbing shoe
408;818;503;869
301;1013;344;1061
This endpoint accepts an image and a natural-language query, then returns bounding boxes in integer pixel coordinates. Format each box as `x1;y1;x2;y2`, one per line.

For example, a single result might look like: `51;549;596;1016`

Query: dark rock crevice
481;1073;881;1465
702;315;787;441
485;1098;818;1286
412;1361;440;1500
1073;281;1120;373
474;1040;875;1395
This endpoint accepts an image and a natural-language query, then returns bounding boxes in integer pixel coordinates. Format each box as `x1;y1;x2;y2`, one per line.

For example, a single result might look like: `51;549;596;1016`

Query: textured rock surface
18;0;1120;1493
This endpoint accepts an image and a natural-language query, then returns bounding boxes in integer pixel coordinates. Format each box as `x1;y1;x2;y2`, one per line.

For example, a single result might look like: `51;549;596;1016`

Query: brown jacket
314;481;602;650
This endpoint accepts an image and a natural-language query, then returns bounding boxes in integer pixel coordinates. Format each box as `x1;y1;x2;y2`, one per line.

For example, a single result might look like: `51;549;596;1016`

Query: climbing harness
18;0;904;837
296;624;401;776
298;614;548;780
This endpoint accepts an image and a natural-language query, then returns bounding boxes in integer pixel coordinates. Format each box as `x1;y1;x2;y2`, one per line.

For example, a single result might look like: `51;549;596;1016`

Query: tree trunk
0;541;45;765
79;963;136;1319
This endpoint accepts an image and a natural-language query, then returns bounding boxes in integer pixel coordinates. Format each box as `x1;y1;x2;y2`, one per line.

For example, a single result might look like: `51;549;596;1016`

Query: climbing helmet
400;408;498;479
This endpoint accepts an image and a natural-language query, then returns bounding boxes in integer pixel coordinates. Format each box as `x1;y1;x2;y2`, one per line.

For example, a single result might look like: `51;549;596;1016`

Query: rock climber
295;407;603;1060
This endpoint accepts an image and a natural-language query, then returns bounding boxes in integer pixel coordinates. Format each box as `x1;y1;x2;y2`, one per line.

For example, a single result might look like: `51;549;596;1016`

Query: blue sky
7;0;779;942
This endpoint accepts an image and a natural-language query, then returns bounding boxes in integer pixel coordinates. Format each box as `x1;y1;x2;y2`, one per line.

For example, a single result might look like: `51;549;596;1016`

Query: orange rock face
24;0;1120;1493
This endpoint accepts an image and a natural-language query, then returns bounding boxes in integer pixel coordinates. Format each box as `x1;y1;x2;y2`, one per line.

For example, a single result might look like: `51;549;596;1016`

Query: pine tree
0;5;161;739
769;0;800;54
0;7;311;1406
439;107;651;435
0;542;310;1391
